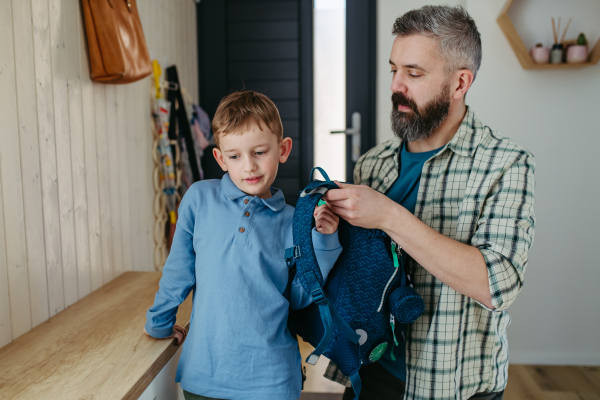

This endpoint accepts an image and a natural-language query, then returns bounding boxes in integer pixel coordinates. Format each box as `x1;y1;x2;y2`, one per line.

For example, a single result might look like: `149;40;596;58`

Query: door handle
330;112;361;162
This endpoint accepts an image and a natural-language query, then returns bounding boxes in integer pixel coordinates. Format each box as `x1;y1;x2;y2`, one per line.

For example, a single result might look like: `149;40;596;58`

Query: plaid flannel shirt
324;108;535;400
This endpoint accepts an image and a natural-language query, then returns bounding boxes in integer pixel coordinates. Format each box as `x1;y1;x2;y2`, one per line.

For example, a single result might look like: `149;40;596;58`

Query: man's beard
390;83;451;142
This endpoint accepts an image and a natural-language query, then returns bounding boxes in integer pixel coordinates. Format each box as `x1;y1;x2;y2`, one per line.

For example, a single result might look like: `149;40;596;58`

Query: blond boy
144;91;341;400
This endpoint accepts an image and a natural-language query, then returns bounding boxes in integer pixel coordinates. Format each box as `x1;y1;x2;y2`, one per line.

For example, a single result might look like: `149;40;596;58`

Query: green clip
317;199;327;207
391;243;400;269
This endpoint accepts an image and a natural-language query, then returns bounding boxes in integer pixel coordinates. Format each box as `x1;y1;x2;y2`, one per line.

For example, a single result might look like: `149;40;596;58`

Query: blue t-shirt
379;142;444;381
145;173;343;400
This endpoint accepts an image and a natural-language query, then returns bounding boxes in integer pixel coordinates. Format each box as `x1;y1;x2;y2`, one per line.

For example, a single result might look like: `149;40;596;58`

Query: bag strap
310;167;331;182
290;177;360;364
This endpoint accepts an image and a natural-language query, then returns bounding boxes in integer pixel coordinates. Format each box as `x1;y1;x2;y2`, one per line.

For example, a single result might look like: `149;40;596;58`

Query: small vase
550;44;564;64
566;45;588;63
530;46;550;64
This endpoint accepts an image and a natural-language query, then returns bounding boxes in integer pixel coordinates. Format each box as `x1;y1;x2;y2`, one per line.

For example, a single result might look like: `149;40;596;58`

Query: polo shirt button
245;212;250;217
239;227;245;233
384;177;389;183
244;199;249;204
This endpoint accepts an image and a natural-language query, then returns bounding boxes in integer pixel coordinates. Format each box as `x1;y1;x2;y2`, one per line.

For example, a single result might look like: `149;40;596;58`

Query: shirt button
239;227;245;233
245;212;250;217
384;177;389;183
244;199;249;204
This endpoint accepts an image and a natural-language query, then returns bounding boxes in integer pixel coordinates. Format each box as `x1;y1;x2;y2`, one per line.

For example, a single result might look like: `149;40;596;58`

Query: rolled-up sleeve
145;187;198;337
471;152;536;312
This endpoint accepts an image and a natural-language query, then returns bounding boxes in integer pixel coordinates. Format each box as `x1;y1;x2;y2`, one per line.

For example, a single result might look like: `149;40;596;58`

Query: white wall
377;0;600;365
0;0;199;348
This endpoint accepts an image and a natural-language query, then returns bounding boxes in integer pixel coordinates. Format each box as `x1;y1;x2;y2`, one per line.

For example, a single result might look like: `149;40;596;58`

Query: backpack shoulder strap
286;170;360;364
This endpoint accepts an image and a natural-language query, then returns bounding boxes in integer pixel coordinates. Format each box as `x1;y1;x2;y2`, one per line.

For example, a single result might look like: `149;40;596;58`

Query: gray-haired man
323;5;535;400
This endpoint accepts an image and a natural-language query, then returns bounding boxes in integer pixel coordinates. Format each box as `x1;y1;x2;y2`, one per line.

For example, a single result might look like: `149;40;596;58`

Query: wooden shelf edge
524;62;595;70
498;0;599;71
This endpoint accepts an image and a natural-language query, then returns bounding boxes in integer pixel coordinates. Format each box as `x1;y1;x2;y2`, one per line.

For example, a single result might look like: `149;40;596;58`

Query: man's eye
409;74;421;78
390;70;397;74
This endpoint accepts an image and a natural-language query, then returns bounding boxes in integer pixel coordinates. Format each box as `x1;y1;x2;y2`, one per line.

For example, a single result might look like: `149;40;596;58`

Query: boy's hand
314;202;339;234
143;324;187;346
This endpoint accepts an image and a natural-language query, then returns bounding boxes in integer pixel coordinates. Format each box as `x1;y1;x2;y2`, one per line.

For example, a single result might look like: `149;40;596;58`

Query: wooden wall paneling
105;86;124;277
132;0;148;272
183;0;190;91
31;0;64;318
0;0;32;339
65;0;92;299
126;82;141;271
116;86;133;272
94;84;115;283
192;1;199;103
0;166;12;347
49;0;79;307
11;0;50;327
141;78;155;271
171;0;177;69
79;0;104;292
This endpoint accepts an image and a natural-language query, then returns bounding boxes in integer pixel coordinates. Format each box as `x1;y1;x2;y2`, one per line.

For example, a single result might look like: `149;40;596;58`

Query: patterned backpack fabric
286;168;424;399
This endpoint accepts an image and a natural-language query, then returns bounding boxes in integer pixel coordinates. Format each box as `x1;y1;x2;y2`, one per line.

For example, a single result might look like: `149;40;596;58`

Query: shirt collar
445;106;485;157
378;106;484;159
220;173;286;212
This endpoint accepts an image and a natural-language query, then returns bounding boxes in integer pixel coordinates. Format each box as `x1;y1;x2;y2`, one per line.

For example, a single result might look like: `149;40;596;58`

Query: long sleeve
471;152;536;312
145;189;198;338
289;228;343;309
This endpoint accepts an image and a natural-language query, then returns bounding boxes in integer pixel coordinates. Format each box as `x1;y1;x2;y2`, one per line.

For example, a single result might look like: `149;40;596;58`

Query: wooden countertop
0;271;192;400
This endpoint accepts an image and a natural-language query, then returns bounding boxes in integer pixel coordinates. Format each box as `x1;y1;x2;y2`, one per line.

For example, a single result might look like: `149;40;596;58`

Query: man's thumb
334;180;350;188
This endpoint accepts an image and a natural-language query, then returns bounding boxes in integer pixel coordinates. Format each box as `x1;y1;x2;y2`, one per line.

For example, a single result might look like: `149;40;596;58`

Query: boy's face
213;123;292;199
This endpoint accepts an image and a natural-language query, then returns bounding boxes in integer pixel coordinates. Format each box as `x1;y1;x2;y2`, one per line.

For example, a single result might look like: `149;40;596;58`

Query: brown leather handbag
81;0;152;84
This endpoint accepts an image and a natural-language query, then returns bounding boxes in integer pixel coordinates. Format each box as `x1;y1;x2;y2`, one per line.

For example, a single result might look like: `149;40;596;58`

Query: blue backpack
285;168;425;399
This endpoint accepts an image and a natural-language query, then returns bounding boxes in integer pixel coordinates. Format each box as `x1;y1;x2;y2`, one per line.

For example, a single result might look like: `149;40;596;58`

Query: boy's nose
243;158;257;172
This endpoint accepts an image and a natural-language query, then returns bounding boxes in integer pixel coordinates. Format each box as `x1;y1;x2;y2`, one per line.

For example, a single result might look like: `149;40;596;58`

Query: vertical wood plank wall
0;0;199;348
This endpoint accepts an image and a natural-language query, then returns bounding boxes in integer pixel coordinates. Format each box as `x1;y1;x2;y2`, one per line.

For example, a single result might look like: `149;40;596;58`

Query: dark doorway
197;0;313;205
197;0;376;202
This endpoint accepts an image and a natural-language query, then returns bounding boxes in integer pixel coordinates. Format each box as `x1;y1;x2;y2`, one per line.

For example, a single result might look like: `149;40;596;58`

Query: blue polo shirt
145;173;342;400
379;142;444;382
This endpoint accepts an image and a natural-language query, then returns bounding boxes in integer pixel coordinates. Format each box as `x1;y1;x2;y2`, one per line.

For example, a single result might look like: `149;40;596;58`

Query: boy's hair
212;91;283;148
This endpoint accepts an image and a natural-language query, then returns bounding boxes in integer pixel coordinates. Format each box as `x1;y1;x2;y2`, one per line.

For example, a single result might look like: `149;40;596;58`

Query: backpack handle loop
310;167;331;182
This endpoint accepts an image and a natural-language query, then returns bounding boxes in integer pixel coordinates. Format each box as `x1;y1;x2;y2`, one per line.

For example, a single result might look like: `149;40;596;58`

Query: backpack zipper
377;242;401;312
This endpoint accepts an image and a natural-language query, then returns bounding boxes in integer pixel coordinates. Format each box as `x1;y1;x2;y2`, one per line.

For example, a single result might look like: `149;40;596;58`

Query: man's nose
390;73;408;94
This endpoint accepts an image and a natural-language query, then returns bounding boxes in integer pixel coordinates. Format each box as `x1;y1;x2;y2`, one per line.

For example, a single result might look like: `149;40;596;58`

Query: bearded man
322;5;535;400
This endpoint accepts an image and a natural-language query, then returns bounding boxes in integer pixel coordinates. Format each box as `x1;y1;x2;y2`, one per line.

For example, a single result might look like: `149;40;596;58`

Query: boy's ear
212;147;229;171
278;137;293;164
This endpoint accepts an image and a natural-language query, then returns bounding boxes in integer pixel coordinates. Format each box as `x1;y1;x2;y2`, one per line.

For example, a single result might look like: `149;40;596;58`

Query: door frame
346;0;378;181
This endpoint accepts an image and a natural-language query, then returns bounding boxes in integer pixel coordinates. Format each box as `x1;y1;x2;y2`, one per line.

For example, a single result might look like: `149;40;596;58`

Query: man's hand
314;202;340;234
143;324;187;346
324;181;397;230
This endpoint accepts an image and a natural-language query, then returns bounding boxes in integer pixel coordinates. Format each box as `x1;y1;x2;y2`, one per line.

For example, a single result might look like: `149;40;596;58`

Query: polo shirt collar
220;173;286;212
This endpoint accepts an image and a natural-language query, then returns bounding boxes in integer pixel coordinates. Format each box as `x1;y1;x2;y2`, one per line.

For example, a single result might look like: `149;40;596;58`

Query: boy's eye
255;151;265;156
229;155;239;160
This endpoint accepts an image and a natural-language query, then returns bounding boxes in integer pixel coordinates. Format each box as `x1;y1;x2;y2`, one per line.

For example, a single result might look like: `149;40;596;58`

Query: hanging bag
81;0;152;83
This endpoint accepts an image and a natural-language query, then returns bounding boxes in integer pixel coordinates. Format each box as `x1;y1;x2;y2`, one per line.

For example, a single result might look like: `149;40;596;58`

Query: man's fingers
334;180;350;189
323;188;352;202
330;205;350;220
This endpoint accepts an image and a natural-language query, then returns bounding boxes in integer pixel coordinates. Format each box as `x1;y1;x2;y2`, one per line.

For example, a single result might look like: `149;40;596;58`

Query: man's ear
452;69;475;100
213;147;229;171
278;137;293;164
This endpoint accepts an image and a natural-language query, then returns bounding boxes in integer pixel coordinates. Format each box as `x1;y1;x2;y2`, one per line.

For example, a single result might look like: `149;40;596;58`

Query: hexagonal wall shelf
497;0;600;70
